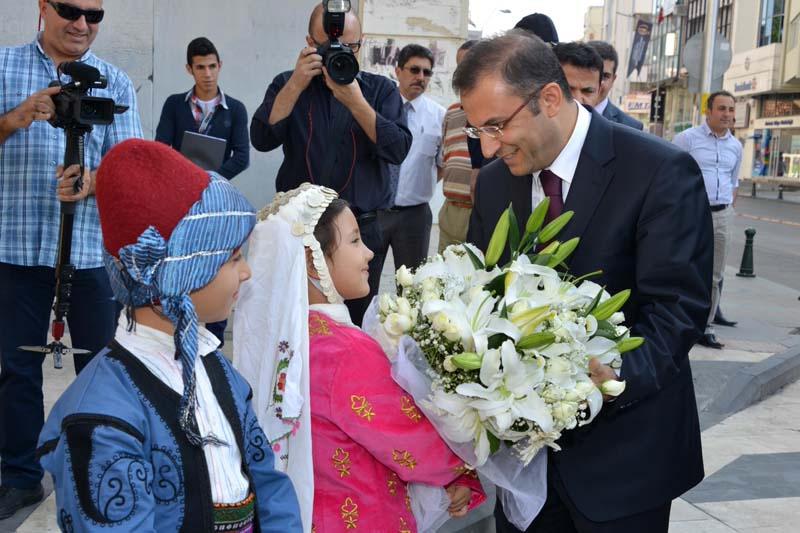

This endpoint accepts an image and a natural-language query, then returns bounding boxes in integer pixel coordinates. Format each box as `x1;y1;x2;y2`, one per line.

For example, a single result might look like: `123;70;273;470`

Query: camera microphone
60;61;101;84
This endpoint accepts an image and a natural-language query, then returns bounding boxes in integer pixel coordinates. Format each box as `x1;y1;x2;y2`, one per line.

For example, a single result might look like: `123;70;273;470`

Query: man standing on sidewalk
155;36;249;345
674;90;742;349
0;0;141;519
375;44;445;270
438;40;477;252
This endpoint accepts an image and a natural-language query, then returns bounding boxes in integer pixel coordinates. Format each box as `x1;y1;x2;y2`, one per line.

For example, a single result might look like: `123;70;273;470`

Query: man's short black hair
707;90;735;110
553;42;603;86
187;37;219;66
397;44;434;69
587;40;619;74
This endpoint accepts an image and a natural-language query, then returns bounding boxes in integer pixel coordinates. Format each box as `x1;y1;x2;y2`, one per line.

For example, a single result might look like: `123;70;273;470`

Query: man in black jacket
155;37;249;180
458;30;710;532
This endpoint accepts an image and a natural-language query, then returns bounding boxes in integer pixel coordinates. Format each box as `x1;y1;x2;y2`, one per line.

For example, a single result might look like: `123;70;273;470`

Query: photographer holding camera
251;1;411;325
0;0;141;519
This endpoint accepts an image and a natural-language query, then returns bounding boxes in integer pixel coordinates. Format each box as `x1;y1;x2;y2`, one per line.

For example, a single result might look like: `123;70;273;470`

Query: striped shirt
114;317;250;504
440;103;473;205
0;36;142;269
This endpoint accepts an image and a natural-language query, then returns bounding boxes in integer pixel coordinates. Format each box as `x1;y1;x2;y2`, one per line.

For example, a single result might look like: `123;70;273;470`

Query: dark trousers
346;212;385;327
495;466;671;533
374;202;432;276
0;263;118;489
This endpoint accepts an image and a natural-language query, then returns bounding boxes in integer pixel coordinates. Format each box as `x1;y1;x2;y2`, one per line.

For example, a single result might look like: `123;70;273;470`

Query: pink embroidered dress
307;310;485;532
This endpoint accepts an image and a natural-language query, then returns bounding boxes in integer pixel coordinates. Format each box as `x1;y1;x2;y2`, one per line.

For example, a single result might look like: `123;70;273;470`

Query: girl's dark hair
314;198;350;257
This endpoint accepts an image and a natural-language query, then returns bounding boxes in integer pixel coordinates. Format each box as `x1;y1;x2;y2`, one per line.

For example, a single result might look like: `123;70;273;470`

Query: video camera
49;61;127;129
318;0;360;85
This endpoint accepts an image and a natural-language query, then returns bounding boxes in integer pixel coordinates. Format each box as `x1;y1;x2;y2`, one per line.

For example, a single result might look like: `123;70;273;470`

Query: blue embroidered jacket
37;341;302;532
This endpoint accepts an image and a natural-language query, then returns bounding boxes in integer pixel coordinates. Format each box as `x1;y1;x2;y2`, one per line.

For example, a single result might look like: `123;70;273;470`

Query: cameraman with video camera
0;0;141;519
251;1;411;325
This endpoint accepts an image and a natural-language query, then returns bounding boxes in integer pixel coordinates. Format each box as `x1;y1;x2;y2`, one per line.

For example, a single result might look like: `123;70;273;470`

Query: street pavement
4;204;800;532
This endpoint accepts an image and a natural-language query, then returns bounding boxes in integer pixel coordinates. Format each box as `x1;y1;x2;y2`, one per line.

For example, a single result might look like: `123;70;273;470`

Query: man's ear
306;35;316;48
185;64;193;77
541;82;564;118
306;247;320;280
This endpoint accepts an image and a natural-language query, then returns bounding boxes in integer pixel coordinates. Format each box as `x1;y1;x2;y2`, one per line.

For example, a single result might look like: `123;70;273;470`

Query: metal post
736;228;757;278
701;0;720;94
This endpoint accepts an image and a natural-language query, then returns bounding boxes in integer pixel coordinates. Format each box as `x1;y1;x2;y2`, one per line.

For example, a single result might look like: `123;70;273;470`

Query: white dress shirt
531;102;592;208
394;94;446;206
595;97;609;115
673;121;742;206
114;317;250;504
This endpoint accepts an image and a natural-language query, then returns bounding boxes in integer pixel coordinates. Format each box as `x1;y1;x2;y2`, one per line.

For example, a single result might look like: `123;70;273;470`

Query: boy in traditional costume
234;184;485;532
37;140;302;532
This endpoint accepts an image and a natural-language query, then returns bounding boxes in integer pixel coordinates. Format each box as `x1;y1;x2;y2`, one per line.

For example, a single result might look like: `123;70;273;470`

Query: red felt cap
95;139;210;257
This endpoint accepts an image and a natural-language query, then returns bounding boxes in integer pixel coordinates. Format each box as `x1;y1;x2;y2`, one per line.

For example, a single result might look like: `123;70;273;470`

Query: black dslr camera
50;61;125;129
318;0;359;85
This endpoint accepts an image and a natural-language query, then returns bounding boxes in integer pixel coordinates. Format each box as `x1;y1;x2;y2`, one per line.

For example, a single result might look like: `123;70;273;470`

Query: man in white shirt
376;44;445;271
673;90;743;349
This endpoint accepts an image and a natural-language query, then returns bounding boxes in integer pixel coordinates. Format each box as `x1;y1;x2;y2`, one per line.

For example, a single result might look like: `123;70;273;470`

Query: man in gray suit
588;41;644;130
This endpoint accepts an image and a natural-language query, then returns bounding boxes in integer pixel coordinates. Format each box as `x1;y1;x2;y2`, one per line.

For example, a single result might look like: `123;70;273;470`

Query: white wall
1;0;320;210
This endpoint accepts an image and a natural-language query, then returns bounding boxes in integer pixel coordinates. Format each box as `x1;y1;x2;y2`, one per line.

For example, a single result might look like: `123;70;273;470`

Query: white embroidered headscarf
233;183;339;533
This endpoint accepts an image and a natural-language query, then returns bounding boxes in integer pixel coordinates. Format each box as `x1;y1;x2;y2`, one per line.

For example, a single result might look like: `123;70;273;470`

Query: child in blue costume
37;139;302;532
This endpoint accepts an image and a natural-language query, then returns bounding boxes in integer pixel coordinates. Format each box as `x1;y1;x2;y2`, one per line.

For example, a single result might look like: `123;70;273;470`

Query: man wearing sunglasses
370;44;444;276
457;31;710;533
0;0;141;520
250;2;411;326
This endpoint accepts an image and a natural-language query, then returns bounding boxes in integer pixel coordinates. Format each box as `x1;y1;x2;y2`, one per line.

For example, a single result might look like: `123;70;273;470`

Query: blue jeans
0;263;118;489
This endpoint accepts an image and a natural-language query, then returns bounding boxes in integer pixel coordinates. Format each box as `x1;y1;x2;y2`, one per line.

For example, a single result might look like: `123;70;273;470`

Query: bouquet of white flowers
369;199;643;469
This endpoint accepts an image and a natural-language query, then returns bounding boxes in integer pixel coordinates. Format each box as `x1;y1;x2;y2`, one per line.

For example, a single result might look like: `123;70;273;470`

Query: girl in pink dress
235;184;485;532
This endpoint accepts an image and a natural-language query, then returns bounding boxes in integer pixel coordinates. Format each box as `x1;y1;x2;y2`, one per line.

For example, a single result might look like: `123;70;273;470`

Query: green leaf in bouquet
452;352;483;370
617;336;645;353
487;430;501;455
499;300;509;319
581;285;606;317
593;319;619;339
546;237;580;268
463;244;486;270
525;197;550;235
485;207;511;267
487;333;511;350
570;269;603;286
484;272;507;297
516;331;556;350
591;289;631;321
537;211;574;244
508;205;521;257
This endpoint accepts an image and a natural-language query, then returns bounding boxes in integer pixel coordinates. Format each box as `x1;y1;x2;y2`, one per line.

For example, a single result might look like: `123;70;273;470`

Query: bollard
736;227;757;277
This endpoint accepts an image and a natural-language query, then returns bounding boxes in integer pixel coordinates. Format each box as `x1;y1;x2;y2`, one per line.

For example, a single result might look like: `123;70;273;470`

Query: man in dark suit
587;40;644;130
456;31;711;532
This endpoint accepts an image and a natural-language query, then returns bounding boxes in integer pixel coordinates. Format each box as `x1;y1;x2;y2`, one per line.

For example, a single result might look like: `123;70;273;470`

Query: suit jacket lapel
562;110;615;240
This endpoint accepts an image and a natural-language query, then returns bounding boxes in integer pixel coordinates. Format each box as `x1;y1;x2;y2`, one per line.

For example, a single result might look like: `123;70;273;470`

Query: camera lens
326;50;358;85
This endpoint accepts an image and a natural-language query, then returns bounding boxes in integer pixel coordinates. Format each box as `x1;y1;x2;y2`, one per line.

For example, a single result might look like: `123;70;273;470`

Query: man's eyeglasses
404;66;433;77
463;89;540;140
47;1;105;24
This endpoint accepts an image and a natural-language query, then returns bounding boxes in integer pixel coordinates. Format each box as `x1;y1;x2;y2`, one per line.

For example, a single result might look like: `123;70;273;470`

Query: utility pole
700;0;720;103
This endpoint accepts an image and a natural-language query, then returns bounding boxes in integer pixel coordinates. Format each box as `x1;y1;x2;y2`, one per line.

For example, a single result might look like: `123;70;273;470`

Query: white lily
456;340;553;439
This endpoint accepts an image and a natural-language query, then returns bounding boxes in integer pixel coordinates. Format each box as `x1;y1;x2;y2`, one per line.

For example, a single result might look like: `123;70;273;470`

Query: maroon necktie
539;169;564;224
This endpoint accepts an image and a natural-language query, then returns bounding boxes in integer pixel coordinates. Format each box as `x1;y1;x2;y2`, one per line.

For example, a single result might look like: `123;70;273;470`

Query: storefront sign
734;78;758;93
622;93;651;114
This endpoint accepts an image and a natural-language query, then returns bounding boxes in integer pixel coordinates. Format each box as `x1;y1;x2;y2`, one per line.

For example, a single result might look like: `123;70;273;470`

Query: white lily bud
600;379;626;397
396;265;414;287
608;311;625;325
384;313;412;337
378;293;396;315
395;296;412;317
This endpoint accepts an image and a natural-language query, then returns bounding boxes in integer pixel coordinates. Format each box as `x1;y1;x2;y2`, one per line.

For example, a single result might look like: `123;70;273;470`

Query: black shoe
713;311;737;327
697;333;724;349
0;484;44;520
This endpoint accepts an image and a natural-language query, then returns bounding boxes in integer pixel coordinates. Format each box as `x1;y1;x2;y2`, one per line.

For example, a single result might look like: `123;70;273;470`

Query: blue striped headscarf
104;174;256;446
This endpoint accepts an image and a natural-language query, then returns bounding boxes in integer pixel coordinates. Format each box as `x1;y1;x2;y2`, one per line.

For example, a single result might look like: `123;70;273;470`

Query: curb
703;343;800;423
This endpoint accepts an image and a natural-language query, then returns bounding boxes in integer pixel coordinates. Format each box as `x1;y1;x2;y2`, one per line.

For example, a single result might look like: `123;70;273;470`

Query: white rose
378;293;396;315
443;324;462;343
574;381;596;398
443;356;457;372
421;290;439;303
396;265;414;287
384;313;412;337
552;401;579;425
421;277;438;292
431;313;451;332
600;379;626;397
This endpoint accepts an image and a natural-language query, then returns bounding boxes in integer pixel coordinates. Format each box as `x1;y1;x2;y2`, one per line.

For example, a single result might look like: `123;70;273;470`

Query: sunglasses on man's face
47;1;105;24
405;66;433;77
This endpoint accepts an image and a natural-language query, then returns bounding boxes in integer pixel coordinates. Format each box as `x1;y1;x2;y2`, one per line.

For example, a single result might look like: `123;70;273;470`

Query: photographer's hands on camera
289;46;365;108
0;86;93;203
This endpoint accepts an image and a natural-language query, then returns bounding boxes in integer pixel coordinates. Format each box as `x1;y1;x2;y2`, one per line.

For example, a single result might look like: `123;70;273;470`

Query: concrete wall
1;0;320;210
